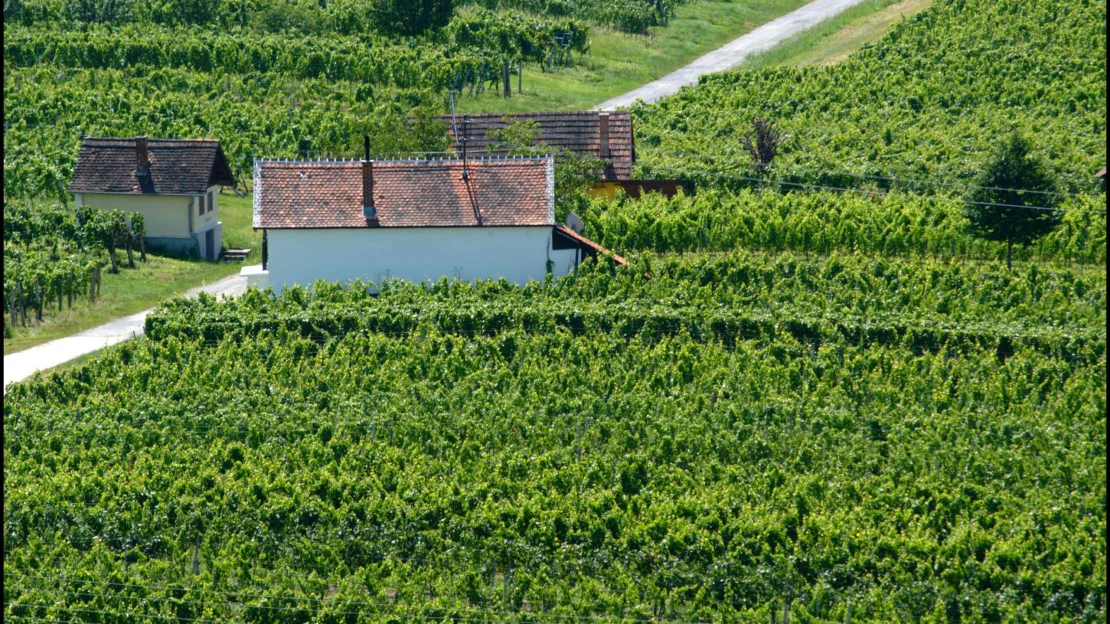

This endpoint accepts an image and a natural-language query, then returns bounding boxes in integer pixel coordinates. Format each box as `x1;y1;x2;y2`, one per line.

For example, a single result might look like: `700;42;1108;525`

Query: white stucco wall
195;185;220;233
266;227;579;290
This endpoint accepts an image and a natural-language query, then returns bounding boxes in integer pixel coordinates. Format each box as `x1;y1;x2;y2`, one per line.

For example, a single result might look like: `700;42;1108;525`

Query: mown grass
738;0;932;70
455;0;814;113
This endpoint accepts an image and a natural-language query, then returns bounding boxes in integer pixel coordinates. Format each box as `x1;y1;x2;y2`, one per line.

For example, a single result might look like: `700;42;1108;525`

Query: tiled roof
254;157;555;229
70;137;236;195
554;225;628;265
441;111;635;181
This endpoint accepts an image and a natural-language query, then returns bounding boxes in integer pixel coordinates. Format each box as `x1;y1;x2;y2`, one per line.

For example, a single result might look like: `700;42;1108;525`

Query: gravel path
594;0;869;111
3;270;251;391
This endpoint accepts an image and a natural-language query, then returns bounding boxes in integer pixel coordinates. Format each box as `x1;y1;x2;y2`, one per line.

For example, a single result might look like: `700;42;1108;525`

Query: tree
369;0;455;37
740;118;784;177
964;133;1061;269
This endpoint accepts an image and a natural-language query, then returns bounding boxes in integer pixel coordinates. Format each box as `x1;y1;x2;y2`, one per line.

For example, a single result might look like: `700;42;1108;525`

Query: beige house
70;137;237;260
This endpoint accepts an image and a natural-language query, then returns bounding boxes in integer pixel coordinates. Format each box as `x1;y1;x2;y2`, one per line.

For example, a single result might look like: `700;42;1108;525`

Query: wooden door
205;229;215;261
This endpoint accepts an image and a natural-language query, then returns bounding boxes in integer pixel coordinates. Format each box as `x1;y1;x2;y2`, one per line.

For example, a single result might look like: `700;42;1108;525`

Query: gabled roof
70;137;236;195
253;157;555;229
441;111;635;181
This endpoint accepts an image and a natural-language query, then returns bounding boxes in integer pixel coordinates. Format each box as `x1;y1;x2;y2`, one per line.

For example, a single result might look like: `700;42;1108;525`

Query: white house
70;137;237;260
245;154;624;291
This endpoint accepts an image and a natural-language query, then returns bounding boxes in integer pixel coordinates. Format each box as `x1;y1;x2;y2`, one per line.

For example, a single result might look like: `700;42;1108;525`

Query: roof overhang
553;225;627;265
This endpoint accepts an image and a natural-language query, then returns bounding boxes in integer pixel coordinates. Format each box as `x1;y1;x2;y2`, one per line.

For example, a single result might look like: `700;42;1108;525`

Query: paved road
594;0;868;111
3;270;250;391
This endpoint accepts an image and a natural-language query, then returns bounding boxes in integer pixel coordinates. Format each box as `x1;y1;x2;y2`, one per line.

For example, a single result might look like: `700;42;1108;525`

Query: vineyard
3;199;147;336
5;250;1106;621
578;188;1107;265
3;1;599;200
3;0;1107;620
633;0;1107;194
143;253;1106;360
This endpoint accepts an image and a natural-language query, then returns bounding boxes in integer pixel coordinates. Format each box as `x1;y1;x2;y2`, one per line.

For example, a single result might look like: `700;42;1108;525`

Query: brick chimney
135;136;150;176
135;136;155;193
598;113;610;159
362;136;378;226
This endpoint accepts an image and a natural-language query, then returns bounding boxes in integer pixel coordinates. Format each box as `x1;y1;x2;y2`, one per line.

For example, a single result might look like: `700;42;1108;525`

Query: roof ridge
256;156;552;166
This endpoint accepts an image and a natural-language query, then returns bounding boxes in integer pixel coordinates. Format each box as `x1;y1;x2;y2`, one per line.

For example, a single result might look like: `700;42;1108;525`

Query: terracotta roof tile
254;157;554;229
70;137;236;195
441;111;635;181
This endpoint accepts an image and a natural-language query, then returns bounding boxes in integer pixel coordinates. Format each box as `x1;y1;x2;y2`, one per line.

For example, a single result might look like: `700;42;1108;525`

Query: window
207;190;215;215
199;193;207;215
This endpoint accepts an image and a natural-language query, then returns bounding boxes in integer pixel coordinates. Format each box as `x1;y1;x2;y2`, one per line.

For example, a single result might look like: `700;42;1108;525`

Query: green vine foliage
3;200;147;323
3;3;594;200
5;324;1104;621
143;253;1106;361
578;189;1106;265
633;0;1107;195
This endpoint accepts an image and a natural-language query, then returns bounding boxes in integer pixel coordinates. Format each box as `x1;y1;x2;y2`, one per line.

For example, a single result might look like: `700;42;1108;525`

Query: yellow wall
76;192;193;238
586;182;623;200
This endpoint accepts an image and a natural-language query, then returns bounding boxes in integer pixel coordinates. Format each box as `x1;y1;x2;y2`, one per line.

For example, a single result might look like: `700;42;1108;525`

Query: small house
246;153;624;291
70;137;237;260
441;111;685;199
443;111;636;181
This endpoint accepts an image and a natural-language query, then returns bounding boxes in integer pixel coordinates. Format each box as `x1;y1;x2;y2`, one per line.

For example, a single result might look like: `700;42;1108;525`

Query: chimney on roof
598;113;610;159
135;136;150;177
362;137;378;226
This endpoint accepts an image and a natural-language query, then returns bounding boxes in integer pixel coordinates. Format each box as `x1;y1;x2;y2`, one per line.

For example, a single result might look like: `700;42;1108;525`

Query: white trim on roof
68;189;205;197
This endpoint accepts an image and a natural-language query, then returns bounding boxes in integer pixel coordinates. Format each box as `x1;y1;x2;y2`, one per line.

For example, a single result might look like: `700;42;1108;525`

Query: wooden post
9;285;17;328
125;230;135;269
18;283;27;326
503;60;511;98
89;269;96;302
33;277;43;322
518;59;523;94
67;270;73;309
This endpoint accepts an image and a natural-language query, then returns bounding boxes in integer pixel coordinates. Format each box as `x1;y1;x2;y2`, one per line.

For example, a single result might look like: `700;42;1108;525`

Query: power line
638;159;1107;214
637;144;1101;199
3;576;725;624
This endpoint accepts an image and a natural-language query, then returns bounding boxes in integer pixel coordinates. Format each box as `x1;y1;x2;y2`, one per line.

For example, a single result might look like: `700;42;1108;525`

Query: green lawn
455;0;814;114
737;0;932;70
